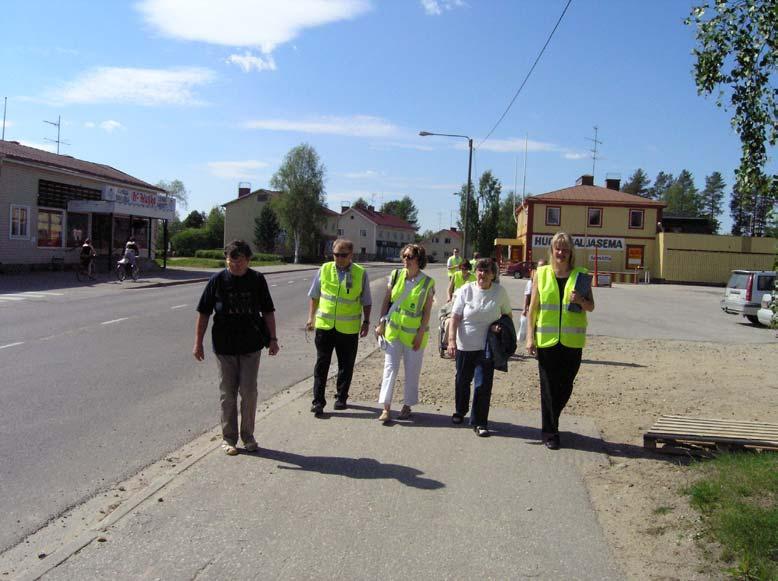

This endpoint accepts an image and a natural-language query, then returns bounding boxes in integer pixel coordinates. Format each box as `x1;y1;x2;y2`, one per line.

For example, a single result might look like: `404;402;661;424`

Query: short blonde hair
332;238;354;253
548;232;575;268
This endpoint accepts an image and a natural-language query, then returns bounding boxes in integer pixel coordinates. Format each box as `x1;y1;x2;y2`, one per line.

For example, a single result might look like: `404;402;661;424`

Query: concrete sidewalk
16;384;621;580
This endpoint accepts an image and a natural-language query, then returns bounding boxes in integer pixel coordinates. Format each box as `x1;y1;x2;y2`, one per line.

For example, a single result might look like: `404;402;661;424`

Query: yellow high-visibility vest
535;265;588;348
385;269;434;348
451;270;476;292
315;262;364;334
447;255;463;277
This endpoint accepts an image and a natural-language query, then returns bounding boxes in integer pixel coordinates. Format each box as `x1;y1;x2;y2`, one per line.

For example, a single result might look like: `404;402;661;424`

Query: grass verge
154;257;284;269
684;451;778;580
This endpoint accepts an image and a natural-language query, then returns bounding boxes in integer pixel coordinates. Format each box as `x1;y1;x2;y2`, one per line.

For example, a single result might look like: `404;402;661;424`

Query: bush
194;249;284;262
194;249;227;259
170;228;213;256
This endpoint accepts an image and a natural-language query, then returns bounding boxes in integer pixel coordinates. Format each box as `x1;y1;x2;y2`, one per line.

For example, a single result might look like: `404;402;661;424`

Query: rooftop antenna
43;115;70;154
2;97;7;140
585;125;602;178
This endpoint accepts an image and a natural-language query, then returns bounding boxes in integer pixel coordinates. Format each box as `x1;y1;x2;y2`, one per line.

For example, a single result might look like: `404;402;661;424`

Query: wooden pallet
644;415;778;454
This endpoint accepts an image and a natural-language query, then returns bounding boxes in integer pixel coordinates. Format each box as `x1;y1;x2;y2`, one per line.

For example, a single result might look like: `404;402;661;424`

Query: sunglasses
402;254;417;260
333;252;351;258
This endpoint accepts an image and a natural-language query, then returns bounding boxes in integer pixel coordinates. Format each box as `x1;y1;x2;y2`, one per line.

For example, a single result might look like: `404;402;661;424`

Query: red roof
322;206;340;217
0;140;164;192
350;206;416;230
529;184;665;207
432;228;461;239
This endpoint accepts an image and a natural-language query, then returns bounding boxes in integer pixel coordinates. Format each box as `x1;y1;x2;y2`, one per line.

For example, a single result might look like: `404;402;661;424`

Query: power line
477;0;573;149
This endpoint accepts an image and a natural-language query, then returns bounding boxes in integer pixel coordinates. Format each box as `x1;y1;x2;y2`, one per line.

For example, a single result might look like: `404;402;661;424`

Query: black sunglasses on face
333;252;350;258
402;254;417;260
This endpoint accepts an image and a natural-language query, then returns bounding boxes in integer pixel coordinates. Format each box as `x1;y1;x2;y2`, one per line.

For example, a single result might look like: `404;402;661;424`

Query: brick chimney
576;174;594;186
238;182;251;197
368;205;375;212
605;173;621;191
341;205;350;213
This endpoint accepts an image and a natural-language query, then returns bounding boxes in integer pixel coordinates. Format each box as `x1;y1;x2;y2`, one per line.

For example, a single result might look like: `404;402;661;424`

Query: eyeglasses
333;252;351;258
402;254;417;260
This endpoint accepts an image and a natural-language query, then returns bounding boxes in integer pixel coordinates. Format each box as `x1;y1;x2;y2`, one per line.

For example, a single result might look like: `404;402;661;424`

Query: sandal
378;409;391;422
398;405;412;420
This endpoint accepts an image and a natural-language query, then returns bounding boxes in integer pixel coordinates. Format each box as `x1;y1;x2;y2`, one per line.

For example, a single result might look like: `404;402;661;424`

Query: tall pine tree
699;172;726;233
254;203;281;252
621;169;651;197
663;170;701;216
648;171;674;200
475;171;501;257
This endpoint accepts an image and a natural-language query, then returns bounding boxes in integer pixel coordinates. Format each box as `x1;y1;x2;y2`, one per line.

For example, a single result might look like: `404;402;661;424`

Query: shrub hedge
194;249;283;262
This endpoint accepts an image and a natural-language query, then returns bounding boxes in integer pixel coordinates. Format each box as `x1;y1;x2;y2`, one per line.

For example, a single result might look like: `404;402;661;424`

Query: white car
756;291;775;327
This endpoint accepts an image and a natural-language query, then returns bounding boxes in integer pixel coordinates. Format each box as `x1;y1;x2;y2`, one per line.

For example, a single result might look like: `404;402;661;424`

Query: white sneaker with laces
222;442;238;456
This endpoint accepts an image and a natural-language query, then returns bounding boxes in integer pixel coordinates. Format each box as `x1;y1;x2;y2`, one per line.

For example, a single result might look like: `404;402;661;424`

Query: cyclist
124;237;139;271
80;238;96;274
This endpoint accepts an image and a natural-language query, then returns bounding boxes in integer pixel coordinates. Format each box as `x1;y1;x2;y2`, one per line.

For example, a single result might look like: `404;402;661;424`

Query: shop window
37;208;64;247
545;206;561;226
67;213;90;247
629;209;644;229
587;207;603;228
10;204;31;239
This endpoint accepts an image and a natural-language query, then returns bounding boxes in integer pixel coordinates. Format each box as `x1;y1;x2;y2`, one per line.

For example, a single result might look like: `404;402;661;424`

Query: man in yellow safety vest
446;248;463;278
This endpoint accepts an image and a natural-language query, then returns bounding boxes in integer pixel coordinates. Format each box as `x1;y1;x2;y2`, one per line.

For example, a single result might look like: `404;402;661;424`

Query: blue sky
3;0;772;234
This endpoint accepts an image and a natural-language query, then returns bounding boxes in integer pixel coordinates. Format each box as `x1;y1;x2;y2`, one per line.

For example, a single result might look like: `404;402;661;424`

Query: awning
67;199;176;220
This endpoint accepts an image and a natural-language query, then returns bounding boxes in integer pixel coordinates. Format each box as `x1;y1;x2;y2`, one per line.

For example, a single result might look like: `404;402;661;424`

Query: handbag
517;314;528;343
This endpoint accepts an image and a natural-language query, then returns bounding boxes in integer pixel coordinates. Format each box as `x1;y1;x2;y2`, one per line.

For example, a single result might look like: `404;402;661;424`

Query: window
37;208;64;247
337;228;344;236
67;213;90;247
545;206;560;226
360;229;367;237
629;209;644;229
587;207;603;228
10;204;30;239
444;237;451;244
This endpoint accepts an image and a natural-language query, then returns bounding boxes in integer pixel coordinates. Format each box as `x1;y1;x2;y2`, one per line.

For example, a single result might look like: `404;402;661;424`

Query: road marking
287;280;295;284
271;284;277;287
0;342;24;350
0;296;25;301
101;318;129;325
170;304;188;310
21;291;64;296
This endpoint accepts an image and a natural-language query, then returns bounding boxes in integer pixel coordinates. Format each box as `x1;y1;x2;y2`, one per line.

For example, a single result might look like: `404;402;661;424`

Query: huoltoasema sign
532;234;624;250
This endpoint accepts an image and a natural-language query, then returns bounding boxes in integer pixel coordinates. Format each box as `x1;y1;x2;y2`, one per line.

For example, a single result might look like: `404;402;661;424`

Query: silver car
721;270;776;325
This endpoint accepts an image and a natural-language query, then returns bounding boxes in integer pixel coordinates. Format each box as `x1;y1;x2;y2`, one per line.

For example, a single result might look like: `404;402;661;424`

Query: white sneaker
222;442;238;456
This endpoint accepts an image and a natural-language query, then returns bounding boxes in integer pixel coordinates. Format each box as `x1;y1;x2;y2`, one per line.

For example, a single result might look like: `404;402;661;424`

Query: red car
503;261;535;279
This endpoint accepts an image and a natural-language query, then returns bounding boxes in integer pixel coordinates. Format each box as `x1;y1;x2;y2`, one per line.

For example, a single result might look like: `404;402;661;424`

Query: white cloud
136;0;371;54
473;137;559;153
207;160;269;179
420;0;465;16
50;67;215;106
226;52;276;72
84;121;95;128
102;120;124;132
564;152;588;160
341;169;382;179
245;115;400;138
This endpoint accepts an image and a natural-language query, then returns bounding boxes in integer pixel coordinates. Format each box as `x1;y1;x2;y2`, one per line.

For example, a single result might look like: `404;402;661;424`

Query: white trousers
378;339;424;407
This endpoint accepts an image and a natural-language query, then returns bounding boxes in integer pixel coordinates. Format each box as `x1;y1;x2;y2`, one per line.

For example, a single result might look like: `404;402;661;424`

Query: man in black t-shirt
193;240;280;456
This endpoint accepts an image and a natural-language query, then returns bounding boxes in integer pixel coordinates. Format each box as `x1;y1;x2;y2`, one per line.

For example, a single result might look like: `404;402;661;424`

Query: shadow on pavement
248;447;445;490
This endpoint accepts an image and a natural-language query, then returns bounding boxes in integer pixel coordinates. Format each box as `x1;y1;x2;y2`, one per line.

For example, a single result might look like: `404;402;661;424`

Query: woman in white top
446;258;512;436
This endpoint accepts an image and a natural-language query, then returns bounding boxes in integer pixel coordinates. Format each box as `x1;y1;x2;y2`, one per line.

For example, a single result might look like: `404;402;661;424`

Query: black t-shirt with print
197;269;275;355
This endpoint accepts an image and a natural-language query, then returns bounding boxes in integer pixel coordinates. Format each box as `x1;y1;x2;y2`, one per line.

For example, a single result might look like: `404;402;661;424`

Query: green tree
457;181;479;257
270;143;326;263
183;210;206;229
254;203;281;252
730;184;749;235
352;197;370;210
497;190;519;238
621;169;651;197
648;171;674;201
687;0;778;236
156;179;189;212
380;196;419;228
664;170;701;216
699;171;726;232
475;170;501;257
205;206;224;248
417;228;435;244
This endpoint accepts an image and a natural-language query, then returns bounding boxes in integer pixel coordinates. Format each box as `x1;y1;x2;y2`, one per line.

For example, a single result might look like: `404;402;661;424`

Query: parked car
720;270;776;325
756;291;776;327
503;261;536;279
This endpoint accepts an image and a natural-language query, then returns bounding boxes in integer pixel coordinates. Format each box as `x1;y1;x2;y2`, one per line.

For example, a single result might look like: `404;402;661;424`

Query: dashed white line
0;296;25;301
287;280;295;284
0;342;24;350
22;291;64;296
170;304;188;310
271;284;278;287
101;318;129;325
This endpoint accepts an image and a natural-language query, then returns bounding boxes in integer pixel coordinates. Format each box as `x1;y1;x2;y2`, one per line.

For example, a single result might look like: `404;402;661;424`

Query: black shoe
474;426;490;437
544;435;560;450
452;414;464;424
311;404;324;417
333;400;347;410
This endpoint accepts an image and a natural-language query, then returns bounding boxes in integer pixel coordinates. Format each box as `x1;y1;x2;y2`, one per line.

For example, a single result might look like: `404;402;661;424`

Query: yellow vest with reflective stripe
385;269;434;348
535;265;588;349
452;270;476;291
447;255;463;277
315;262;364;334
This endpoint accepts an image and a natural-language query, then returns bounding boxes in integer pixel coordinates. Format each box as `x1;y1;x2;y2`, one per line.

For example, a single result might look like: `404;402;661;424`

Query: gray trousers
216;351;261;445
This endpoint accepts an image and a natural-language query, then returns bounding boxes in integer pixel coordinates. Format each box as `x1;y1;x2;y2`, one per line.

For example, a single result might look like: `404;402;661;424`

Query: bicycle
115;258;139;282
76;257;96;281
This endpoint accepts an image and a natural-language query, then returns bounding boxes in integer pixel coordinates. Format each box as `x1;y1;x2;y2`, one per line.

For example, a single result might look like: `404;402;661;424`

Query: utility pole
586;126;602;177
44;115;70;154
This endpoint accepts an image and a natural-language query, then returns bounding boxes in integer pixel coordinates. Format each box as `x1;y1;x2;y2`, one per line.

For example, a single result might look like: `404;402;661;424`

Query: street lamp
419;131;474;258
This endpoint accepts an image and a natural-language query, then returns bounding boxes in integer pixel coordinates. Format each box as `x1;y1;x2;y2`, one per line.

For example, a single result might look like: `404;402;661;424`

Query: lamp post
419;131;474;258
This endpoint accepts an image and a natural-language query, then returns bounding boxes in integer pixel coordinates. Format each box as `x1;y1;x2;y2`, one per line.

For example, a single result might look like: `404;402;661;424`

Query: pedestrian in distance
447;258;512;437
470;251;481;270
305;239;372;416
447;258;476;302
375;243;435;422
526;232;594;450
446;247;463;278
193;240;279;456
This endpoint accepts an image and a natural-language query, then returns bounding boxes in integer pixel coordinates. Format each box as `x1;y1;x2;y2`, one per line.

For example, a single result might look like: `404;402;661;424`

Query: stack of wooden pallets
644;415;778;454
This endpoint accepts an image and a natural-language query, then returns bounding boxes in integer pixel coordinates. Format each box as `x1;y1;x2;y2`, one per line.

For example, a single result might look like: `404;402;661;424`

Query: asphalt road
0;265;396;553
